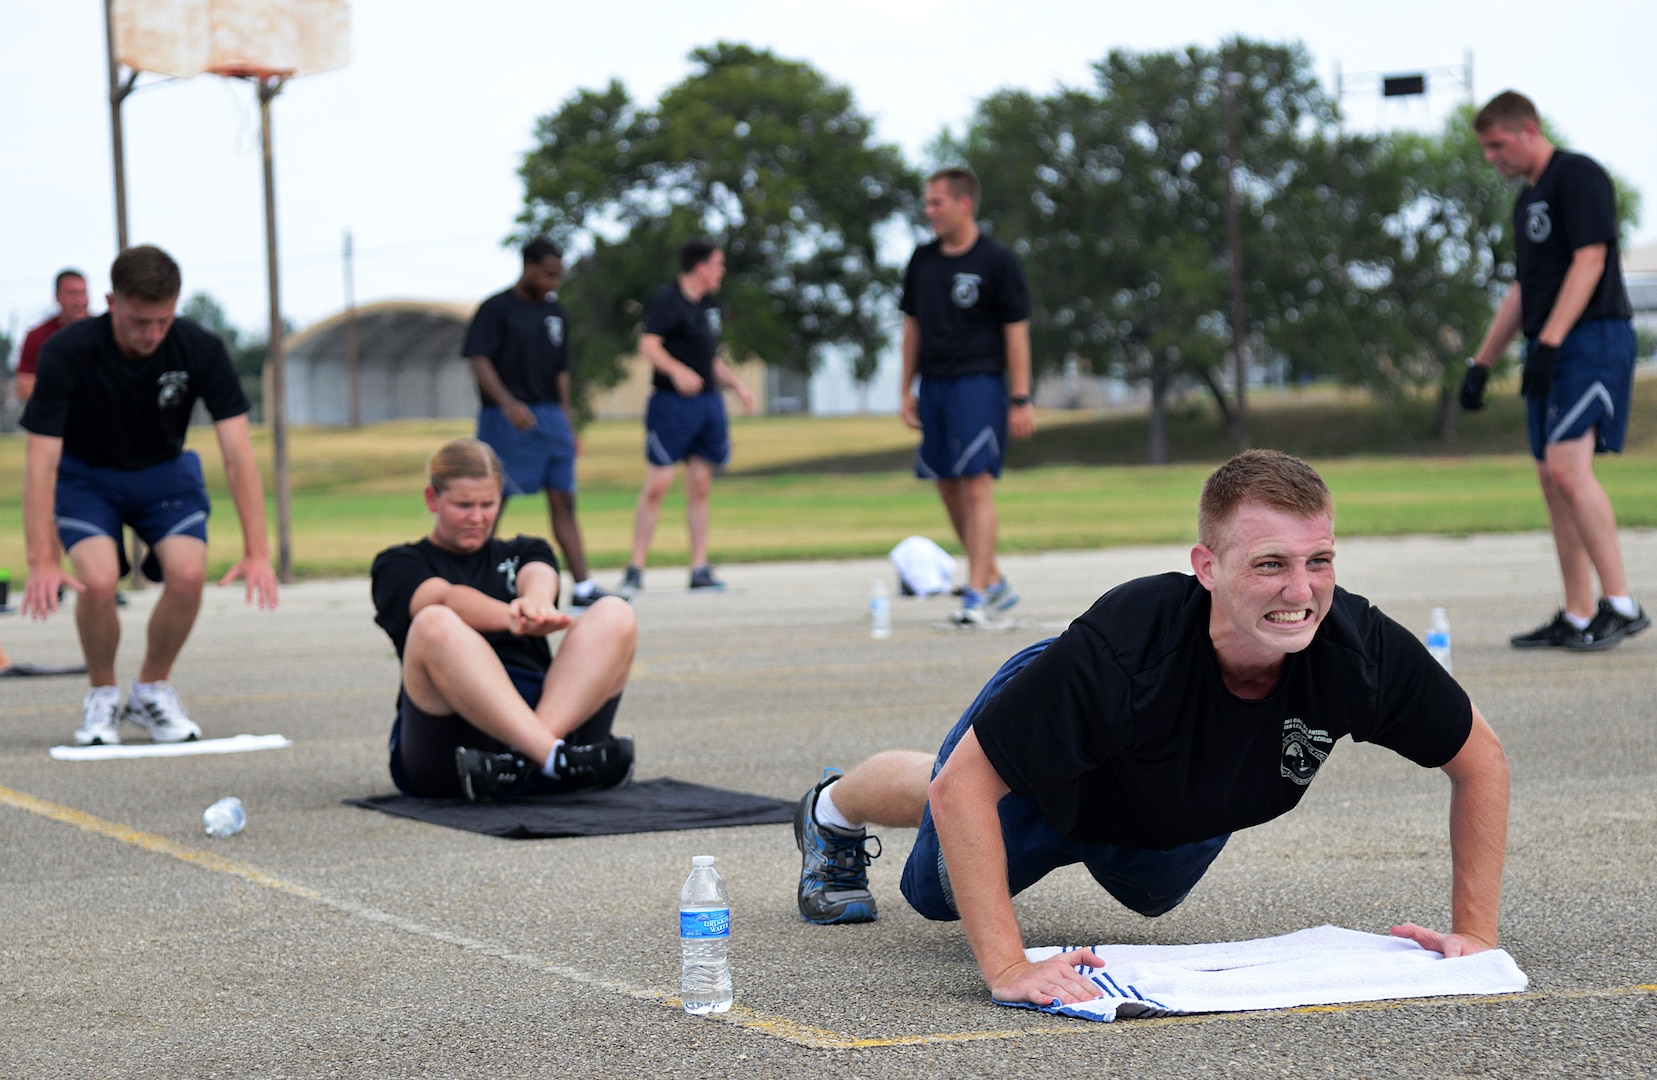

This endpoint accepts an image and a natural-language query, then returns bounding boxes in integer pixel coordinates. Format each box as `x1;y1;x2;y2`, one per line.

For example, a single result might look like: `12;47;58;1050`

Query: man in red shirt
15;269;91;402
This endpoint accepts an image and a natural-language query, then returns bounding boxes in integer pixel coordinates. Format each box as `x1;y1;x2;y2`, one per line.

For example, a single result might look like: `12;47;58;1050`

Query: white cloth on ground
889;536;956;597
49;734;294;761
1000;925;1528;1021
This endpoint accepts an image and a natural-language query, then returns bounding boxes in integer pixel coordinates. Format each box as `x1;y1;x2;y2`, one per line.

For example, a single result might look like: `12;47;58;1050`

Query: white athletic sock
1565;611;1592;630
541;739;566;778
814;780;860;831
131;679;158;697
1606;595;1639;618
572;579;596;598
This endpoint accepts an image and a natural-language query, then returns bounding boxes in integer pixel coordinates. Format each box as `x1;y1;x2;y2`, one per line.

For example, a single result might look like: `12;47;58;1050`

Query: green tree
516;42;919;416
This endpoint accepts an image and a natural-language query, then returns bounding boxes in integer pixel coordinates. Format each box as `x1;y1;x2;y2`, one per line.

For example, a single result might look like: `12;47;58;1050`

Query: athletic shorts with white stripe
1527;317;1635;460
914;372;1007;480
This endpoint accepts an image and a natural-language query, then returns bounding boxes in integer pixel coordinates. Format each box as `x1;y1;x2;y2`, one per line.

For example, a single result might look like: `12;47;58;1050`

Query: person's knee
407;603;470;649
962;473;996;504
70;543;122;603
578;595;638;647
640;471;674;503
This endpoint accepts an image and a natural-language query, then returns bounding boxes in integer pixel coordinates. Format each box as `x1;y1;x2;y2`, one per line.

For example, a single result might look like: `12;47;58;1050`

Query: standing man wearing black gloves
1459;91;1645;651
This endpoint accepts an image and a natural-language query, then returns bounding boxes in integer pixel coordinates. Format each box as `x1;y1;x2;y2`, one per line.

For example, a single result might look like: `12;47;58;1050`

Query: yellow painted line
2;782;1652;1050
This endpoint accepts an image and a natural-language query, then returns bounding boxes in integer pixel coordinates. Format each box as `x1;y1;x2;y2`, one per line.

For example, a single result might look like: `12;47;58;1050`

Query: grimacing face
1193;502;1336;666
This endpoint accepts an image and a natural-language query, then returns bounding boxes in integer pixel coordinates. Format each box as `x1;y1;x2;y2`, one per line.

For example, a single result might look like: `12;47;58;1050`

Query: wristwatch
1009;395;1032;407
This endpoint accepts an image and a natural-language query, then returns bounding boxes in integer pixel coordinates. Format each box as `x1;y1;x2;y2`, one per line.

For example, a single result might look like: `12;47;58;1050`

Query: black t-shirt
899;235;1031;378
21;314;250;469
370;535;559;674
461;287;568;405
642;283;721;393
1513;149;1633;338
972;573;1473;851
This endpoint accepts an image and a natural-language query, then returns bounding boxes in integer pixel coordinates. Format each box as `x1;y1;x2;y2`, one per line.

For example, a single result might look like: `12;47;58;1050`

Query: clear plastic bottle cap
692;855;715;867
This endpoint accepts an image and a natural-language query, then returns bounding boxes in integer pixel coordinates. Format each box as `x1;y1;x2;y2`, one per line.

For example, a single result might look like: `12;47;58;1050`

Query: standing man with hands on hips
465;238;617;610
1459;90;1645;651
899;167;1035;626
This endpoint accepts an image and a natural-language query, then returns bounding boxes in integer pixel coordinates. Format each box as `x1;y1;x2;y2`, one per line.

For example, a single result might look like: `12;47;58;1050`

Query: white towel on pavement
49;733;294;761
889;536;956;596
1000;925;1528;1021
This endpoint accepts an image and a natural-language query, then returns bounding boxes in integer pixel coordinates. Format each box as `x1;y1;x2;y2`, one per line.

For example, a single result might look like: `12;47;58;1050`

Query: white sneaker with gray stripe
123;681;202;742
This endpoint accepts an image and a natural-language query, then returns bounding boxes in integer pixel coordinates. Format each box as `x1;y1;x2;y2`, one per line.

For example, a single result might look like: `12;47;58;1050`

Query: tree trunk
1431;382;1460;442
1193;363;1236;435
1148;349;1169;465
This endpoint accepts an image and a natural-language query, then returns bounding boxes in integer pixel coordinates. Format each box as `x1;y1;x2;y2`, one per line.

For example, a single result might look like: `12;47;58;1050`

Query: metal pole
258;75;294;583
344;228;361;427
103;0;131;249
1222;62;1248;450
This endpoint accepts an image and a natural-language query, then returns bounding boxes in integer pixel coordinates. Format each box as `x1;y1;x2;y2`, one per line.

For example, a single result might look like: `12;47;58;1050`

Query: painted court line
3;782;1652;1050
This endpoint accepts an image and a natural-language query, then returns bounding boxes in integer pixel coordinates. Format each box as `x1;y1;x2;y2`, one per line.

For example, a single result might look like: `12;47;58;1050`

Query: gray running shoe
616;565;643;599
794;769;881;925
983;577;1020;613
571;583;628;609
688;565;726;591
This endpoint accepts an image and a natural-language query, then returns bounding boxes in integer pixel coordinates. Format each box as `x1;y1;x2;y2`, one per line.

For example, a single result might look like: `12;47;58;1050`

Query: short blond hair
427;438;503;494
1198;450;1333;552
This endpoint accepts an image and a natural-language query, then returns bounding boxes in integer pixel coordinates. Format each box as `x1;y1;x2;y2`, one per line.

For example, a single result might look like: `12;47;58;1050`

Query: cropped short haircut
1198;450;1333;553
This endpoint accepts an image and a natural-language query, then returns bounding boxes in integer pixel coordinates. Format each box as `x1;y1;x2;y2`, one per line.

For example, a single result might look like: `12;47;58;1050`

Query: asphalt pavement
2;530;1653;1078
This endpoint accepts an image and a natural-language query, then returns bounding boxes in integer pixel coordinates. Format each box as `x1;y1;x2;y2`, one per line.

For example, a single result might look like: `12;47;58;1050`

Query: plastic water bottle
679;854;732;1014
202;797;246;838
869;579;892;639
1426;607;1452;674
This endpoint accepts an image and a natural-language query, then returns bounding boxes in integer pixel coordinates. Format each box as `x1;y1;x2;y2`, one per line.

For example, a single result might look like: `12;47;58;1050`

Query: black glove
1521;343;1559;400
1459;361;1490;411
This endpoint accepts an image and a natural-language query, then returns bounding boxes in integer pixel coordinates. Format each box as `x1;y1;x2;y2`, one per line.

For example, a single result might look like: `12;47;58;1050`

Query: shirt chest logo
1525;201;1553;244
951;272;982;309
496;555;521;594
157;370;189;408
1280;717;1333;786
704;308;722;336
545;315;564;348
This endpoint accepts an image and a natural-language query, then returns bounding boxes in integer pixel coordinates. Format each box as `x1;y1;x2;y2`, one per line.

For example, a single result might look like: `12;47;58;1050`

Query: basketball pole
256;73;295;584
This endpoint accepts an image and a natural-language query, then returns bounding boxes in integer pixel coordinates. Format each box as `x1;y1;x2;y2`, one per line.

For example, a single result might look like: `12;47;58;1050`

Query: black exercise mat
0;662;88;678
345;777;795;839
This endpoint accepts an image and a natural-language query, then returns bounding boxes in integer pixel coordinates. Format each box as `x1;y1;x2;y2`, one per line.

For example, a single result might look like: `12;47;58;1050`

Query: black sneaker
616;565;643;600
1510;610;1575;649
688;565;726;591
455;747;532;801
1564;599;1651;652
793;770;881;925
570;583;628;609
553;735;635;790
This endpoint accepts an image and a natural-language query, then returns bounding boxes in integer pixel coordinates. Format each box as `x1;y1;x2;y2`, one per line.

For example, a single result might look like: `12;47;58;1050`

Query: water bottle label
1426;632;1449;649
680;909;730;939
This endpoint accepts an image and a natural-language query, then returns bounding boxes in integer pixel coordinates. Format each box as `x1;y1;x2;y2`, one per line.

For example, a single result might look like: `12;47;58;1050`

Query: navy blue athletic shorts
899;638;1230;921
477;401;577;495
389;662;621;798
1526;318;1636;460
645;390;729;467
914;373;1006;480
54;451;211;557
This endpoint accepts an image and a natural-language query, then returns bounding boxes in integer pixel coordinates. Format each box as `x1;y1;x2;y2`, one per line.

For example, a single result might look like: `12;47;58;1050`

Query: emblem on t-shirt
156;370;189;409
1280;717;1333;786
705;308;722;336
951;273;982;309
1525;201;1553;244
545;315;564;348
497;555;521;594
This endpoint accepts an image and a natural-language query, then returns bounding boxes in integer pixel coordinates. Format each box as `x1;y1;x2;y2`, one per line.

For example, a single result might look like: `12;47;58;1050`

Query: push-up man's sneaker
553;734;635;790
983;577;1020;613
1565;599;1651;652
455;747;532;801
1510;610;1575;648
75;687;123;746
794;770;881;924
616;565;643;599
688;565;726;591
950;589;990;627
122;681;201;742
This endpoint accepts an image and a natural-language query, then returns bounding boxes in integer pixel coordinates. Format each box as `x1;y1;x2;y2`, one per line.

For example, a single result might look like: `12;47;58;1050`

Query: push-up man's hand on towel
1388;923;1494;958
990;949;1108;1006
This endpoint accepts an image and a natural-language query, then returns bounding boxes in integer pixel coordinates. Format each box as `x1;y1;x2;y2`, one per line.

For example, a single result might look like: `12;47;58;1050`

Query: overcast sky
3;0;1654;340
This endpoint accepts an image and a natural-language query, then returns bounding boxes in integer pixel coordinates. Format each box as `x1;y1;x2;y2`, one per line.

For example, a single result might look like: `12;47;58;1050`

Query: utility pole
257;75;294;583
102;0;136;249
344;228;361;427
1221;60;1248;451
